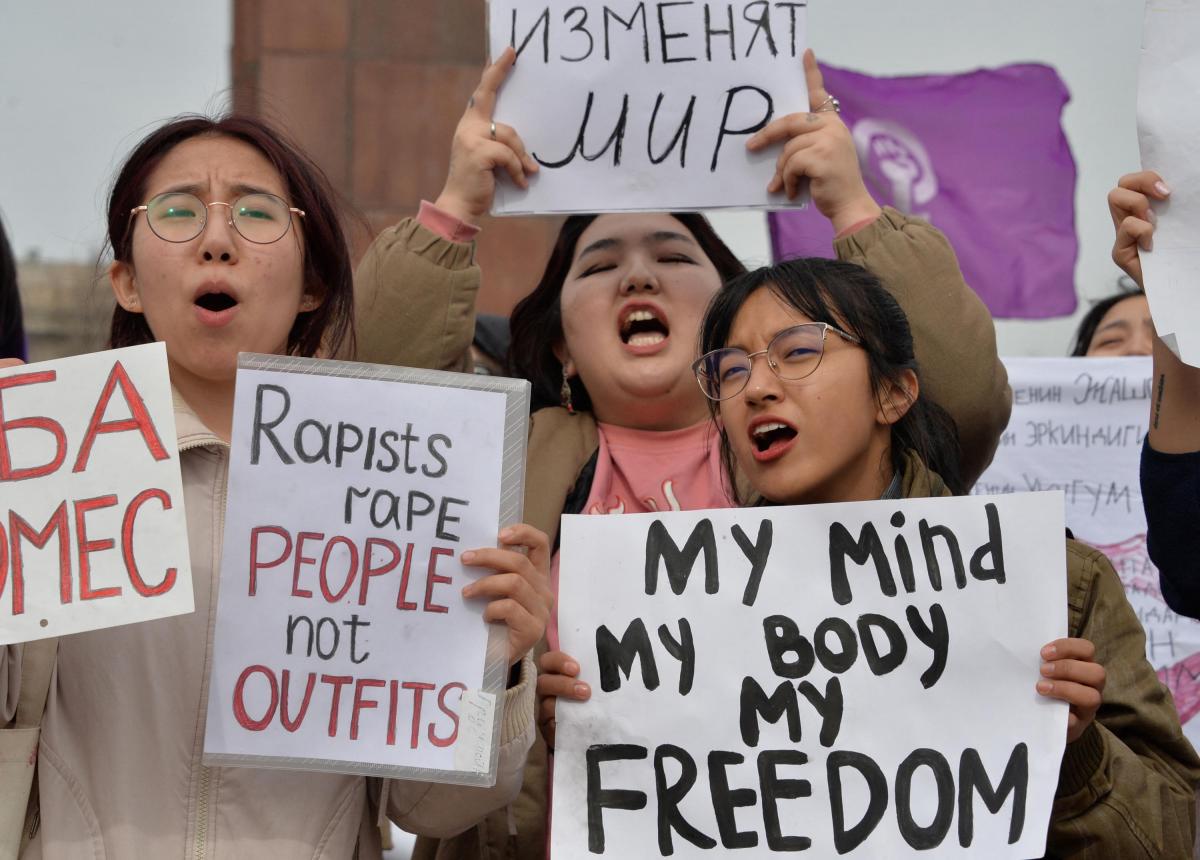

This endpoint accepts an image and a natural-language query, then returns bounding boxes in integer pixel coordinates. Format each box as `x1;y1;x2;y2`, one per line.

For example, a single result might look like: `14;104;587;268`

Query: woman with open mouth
690;256;1199;858
356;48;1012;860
3;115;554;859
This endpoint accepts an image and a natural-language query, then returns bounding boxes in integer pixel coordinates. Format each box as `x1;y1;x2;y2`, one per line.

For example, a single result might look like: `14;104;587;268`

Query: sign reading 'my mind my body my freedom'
203;356;529;787
487;1;811;213
0;343;193;645
552;493;1069;858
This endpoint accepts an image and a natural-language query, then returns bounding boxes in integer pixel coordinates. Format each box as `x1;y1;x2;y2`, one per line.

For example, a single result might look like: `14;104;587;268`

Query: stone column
232;0;563;315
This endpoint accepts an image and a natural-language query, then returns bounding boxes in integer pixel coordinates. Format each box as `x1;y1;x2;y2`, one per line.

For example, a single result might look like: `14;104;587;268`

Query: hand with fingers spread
746;49;881;234
460;523;554;666
1037;638;1106;743
536;649;590;749
434;47;539;225
1108;170;1170;289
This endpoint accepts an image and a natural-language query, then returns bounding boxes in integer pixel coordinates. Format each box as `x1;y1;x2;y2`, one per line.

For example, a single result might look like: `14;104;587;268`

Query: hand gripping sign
552;492;1069;858
203;355;529;786
0;343;193;645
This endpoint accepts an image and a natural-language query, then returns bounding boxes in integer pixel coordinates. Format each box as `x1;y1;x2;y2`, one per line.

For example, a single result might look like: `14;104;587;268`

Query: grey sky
0;2;231;262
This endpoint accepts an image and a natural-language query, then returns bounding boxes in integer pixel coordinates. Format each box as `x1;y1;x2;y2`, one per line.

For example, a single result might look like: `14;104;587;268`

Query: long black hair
0;214;24;360
699;257;964;500
509;213;746;413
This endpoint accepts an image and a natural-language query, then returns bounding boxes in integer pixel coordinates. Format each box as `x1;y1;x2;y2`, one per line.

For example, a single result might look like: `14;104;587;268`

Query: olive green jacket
900;455;1200;859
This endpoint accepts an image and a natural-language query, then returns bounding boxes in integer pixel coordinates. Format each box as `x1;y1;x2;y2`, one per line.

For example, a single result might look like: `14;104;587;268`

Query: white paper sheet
1137;0;1200;367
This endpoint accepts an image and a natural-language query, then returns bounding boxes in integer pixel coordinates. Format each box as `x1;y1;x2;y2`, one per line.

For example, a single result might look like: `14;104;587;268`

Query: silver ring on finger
815;94;840;114
490;120;497;140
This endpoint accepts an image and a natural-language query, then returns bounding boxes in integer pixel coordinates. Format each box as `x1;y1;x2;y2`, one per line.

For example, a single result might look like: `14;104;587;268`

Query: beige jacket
2;217;535;859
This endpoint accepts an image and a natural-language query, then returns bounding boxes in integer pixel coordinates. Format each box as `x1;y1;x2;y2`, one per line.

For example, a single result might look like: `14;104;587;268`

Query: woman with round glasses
691;256;1199;856
360;50;1011;860
4;115;552;858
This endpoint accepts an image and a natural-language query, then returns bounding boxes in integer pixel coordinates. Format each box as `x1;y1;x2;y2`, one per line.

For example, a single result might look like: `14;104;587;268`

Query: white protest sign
203;356;529;786
1137;0;1200;367
0;343;192;645
553;493;1068;858
487;1;811;214
974;356;1200;746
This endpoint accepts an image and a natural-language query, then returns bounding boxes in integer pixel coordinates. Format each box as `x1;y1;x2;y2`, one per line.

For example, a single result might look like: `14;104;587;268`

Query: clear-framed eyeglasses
693;322;863;402
130;191;305;245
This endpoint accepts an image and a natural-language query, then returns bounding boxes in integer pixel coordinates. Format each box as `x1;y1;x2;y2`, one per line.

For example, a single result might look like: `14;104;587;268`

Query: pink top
547;419;735;648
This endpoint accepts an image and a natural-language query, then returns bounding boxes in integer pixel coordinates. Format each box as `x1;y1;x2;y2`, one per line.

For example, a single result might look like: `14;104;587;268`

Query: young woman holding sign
355;47;1011;860
676;256;1198;855
1;116;553;858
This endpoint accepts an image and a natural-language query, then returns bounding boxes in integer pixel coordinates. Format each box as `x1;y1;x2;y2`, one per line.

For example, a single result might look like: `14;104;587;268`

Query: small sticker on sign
454;689;496;774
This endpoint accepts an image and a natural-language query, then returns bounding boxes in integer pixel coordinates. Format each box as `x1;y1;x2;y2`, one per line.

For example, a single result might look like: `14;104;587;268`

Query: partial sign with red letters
0;343;193;644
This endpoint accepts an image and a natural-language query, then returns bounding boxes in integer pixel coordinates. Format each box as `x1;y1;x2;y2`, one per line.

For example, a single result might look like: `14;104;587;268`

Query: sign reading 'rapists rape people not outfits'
552;493;1069;858
0;343;193;645
487;1;811;214
203;356;529;786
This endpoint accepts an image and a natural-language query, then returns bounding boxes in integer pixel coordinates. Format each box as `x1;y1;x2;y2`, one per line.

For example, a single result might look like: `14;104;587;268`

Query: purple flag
769;63;1078;319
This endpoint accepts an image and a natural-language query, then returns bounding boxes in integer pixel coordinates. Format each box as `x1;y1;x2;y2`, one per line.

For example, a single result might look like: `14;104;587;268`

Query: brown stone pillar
232;0;562;315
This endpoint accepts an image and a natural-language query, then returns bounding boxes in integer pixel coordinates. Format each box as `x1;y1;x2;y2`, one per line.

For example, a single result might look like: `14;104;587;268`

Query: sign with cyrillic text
488;1;811;213
203;355;529;787
0;343;193;644
974;356;1200;746
552;493;1067;858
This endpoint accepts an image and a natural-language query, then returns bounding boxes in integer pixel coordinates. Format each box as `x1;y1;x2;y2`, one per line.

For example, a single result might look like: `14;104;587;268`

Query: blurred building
18;258;108;362
232;0;562;315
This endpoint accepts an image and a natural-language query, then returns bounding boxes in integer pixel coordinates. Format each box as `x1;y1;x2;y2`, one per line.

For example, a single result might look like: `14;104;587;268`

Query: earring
560;364;575;415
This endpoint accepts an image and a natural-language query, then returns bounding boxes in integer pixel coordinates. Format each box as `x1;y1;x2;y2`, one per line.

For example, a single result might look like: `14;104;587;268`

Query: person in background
0;214;26;360
1108;170;1200;619
355;48;1012;860
1070;278;1153;357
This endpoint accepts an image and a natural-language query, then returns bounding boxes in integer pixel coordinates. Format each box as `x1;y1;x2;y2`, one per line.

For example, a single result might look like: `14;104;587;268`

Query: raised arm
1109;171;1200;617
834;210;1010;487
348;48;537;373
748;53;1010;488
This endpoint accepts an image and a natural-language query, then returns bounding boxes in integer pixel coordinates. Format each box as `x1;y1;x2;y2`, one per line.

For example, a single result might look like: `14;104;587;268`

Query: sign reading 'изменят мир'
553;492;1069;858
203;356;529;787
0;343;193;645
487;1;811;214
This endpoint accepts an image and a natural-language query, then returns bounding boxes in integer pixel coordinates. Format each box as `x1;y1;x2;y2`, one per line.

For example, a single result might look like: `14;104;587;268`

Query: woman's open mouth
749;419;798;462
619;304;670;354
193;285;240;327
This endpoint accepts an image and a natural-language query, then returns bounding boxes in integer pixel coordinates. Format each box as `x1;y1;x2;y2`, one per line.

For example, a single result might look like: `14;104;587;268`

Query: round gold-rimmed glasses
693;322;863;401
130;191;305;244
